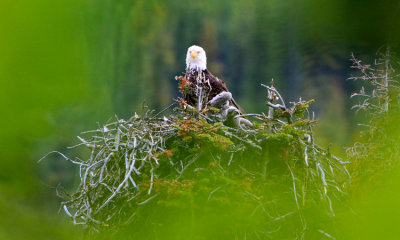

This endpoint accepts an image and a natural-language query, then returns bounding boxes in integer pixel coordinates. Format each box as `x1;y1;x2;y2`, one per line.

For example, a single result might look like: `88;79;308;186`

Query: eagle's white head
186;45;207;71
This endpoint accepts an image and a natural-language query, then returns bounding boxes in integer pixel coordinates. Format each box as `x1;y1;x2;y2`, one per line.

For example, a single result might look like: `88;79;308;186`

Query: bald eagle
180;45;251;128
184;45;242;113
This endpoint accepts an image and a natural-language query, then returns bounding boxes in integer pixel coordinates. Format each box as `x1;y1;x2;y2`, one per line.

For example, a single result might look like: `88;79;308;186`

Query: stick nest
55;83;350;238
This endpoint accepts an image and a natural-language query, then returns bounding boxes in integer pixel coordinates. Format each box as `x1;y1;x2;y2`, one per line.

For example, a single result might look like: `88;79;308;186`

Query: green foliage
347;48;400;184
0;0;108;239
292;99;315;118
339;48;400;239
172;119;234;152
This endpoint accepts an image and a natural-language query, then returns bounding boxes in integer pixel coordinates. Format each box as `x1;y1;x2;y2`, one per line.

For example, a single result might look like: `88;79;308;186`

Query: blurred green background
1;0;400;239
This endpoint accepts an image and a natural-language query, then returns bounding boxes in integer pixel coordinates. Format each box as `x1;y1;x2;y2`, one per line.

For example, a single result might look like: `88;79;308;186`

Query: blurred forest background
1;0;400;239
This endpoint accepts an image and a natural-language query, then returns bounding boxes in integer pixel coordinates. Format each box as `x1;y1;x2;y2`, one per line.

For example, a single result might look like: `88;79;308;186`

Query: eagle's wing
204;70;244;114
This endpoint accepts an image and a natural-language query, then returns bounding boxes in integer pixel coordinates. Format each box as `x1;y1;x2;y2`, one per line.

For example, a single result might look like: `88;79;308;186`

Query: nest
52;83;350;238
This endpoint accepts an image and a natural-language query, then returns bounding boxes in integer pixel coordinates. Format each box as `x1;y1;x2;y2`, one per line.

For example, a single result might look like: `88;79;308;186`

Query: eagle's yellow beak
191;51;199;58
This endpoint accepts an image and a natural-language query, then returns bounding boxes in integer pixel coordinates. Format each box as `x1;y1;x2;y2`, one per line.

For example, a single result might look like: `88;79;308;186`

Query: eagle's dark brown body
184;69;242;112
